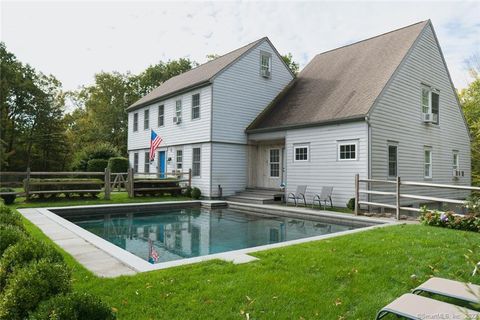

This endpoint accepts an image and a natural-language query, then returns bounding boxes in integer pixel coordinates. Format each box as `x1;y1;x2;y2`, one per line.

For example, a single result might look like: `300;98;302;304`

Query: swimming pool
54;203;375;265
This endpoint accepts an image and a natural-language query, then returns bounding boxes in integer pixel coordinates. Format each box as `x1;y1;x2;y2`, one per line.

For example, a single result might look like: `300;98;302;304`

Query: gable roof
247;21;429;132
128;37;267;111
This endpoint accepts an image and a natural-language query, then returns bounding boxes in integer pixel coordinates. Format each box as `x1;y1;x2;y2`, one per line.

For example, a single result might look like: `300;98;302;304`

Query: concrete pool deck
19;201;398;278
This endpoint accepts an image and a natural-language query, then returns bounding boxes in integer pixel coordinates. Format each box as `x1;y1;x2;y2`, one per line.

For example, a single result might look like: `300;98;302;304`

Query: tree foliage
281;53;300;75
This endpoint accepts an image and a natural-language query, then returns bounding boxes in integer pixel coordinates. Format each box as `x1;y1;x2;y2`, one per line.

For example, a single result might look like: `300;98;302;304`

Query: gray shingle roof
247;21;429;132
128;37;266;110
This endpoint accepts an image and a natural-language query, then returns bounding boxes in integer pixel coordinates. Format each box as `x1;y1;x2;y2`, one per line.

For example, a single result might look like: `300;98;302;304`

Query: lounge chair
375;293;479;319
287;185;307;206
312;186;333;210
412;277;480;304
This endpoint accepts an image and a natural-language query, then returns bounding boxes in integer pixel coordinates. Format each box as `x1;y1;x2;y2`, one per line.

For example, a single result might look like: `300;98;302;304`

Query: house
127;20;471;208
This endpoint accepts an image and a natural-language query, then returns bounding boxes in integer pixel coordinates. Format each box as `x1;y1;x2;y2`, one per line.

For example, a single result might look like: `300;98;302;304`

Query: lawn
15;196;480;319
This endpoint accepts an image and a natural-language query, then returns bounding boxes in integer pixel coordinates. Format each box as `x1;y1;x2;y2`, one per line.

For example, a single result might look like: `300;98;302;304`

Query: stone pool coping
19;201;399;277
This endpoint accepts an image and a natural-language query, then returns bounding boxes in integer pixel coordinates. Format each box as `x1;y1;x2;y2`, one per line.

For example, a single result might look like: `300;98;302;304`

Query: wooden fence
354;173;480;220
0;168;192;200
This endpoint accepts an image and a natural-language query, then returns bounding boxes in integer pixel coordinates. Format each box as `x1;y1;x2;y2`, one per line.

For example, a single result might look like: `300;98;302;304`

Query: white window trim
144;151;150;173
453;150;459;171
293;144;309;162
176;148;183;171
158;104;164;127
268;148;280;178
191;93;200;120
424;147;432;179
192;147;201;178
175;100;182;122
260;51;272;78
337;140;359;161
133;113;138;132
421;85;440;124
133;152;139;173
387;143;398;179
144;109;150;130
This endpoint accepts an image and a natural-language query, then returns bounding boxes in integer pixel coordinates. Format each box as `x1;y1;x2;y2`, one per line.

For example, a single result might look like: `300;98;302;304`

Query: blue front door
159;151;166;178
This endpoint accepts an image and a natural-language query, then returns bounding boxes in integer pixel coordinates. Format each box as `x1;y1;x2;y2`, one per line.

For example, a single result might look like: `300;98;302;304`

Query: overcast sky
1;1;479;94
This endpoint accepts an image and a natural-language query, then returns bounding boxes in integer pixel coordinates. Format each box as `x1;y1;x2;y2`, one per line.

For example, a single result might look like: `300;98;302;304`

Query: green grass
18;204;480;320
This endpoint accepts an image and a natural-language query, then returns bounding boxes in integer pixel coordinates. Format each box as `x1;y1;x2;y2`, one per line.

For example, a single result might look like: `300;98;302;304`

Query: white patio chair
312;186;334;210
287;185;307;206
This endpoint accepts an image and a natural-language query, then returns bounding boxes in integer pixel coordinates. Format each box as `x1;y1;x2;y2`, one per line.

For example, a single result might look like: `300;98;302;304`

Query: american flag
148;239;159;263
149;130;163;161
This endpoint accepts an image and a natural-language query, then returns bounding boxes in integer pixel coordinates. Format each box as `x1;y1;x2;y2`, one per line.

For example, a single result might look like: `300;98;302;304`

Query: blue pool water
61;205;368;264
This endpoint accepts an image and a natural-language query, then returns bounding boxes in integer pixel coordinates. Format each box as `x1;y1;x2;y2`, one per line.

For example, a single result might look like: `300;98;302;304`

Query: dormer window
260;52;271;78
421;85;439;124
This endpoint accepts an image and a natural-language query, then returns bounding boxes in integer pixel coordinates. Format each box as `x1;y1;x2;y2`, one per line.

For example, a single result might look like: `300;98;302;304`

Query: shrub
191;187;201;200
72;143;120;171
346;198;355;211
0;206;24;231
465;195;480;217
0;238;63;290
87;159;109;173
420;207;480;233
28;292;115;320
0;188;16;205
183;186;192;198
108;157;129;173
0;225;27;258
25;178;103;198
0;259;71;320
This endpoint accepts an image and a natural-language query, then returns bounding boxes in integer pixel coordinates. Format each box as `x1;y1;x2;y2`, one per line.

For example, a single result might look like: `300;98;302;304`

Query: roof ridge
314;20;428;59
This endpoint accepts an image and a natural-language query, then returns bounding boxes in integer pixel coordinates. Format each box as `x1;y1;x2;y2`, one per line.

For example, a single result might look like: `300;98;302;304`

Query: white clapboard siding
127;85;212;151
211;143;248;197
285;122;368;207
369;23;471;206
212;40;294;143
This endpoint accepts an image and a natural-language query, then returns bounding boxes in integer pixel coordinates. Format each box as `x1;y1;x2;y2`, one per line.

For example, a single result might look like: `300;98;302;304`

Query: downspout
210;85;214;198
365;115;372;205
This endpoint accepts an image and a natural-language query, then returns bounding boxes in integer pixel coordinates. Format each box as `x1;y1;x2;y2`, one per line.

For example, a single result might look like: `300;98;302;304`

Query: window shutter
431;92;439;123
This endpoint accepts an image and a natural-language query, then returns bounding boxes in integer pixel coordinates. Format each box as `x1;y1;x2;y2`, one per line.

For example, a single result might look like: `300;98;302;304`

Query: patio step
226;188;283;205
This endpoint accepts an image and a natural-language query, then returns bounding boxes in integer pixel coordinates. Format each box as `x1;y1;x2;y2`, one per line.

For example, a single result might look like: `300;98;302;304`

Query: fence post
104;167;111;200
188;169;192;188
354;173;359;215
127;168;134;198
25;167;31;201
396;176;401;220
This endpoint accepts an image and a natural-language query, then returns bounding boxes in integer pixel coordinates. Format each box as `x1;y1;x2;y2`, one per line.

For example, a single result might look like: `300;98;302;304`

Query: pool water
66;206;362;264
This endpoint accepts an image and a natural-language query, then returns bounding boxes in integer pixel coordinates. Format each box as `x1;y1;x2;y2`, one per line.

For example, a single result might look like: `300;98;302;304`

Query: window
338;141;358;161
388;144;398;178
269;149;280;177
424;148;432;178
175;100;182;122
421;86;439;124
176;149;183;170
453;151;459;171
133;113;138;132
192;147;201;177
144;109;149;130
144;152;150;173
133;153;139;173
158;105;164;127
260;52;271;78
294;145;309;162
191;94;200;120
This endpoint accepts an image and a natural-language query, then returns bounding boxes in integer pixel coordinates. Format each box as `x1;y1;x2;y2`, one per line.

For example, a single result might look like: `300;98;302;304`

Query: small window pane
144;152;150;173
269;149;280;177
176;149;183;170
192;94;200;120
424;149;432;178
192;148;201;177
339;143;356;160
133;153;139;173
176;100;182;121
388;145;397;177
158;105;164;126
294;146;308;161
422;88;430;114
133;113;138;132
144;109;149;130
431;92;439;124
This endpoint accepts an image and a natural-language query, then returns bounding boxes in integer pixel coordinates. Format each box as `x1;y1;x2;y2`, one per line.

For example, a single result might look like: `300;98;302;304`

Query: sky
1;1;479;95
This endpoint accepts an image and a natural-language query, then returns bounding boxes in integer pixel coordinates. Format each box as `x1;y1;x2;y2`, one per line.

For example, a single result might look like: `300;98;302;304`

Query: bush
0;225;27;258
87;159;109;173
28;292;115;320
183;186;192;198
420;207;480;233
0;238;64;290
191;187;201;200
0;188;16;205
25;178;103;198
108;157;129;173
0;259;71;320
0;206;25;231
346;198;355;211
72;143;120;171
465;195;480;217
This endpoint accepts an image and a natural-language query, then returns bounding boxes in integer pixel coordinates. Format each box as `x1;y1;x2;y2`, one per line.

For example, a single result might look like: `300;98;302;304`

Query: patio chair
312;186;333;210
287;185;307;206
412;277;480;305
375;293;479;319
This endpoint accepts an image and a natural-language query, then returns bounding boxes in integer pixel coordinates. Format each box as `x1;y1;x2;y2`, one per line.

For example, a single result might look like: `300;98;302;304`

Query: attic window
260;52;271;78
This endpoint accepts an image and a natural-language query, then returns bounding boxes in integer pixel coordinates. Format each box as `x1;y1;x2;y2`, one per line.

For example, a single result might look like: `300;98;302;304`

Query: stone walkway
19;208;137;277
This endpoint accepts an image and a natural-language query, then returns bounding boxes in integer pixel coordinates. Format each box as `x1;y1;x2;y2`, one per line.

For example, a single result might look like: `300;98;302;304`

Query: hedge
108;157;129;173
24;178;103;198
0;207;25;231
72;143;120;171
420;209;480;233
87;159;109;173
0;225;27;258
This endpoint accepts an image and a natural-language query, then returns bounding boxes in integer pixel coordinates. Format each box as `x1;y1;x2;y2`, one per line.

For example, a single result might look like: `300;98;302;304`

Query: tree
282;53;300;75
206;54;220;61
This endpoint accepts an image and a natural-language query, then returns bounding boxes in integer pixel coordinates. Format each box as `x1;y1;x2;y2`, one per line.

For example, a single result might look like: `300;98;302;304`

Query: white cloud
1;1;478;91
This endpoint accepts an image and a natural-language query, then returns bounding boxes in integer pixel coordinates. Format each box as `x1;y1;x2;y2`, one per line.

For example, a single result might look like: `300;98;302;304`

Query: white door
259;146;283;189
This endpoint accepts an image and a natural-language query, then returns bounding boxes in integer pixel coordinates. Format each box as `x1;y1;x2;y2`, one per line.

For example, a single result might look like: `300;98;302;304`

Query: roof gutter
246;115;366;134
126;80;212;112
